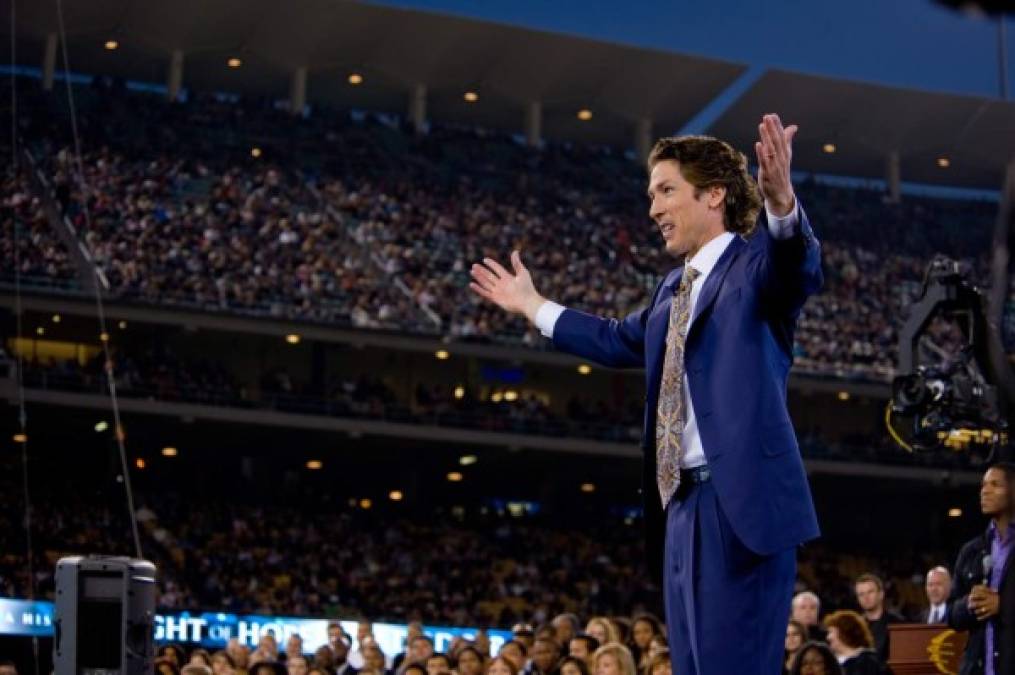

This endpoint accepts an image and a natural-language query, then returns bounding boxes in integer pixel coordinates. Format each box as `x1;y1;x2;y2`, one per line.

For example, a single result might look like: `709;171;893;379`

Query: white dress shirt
534;204;800;468
927;603;947;624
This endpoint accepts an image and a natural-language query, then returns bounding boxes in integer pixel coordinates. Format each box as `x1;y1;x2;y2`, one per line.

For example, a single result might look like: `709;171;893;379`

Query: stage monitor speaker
53;556;156;675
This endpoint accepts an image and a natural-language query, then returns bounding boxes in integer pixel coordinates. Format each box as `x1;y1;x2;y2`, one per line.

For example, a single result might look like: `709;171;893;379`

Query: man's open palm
470;250;545;320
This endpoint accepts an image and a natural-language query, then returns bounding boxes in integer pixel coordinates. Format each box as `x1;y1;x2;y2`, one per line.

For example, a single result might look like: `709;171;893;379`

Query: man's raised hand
470;250;546;322
755;113;798;217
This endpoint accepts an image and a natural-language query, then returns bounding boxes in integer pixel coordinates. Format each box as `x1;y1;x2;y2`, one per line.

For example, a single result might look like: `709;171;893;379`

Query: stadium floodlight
52;314;61;323
118;320;128;330
435;349;450;360
104;40;119;51
577;364;592;375
306;460;323;470
464;91;479;103
822;143;836;154
13;433;27;443
580;483;596;493
948;508;962;517
459;455;478;466
447;472;464;482
577;109;593;121
348;73;364;85
95;421;109;433
937;157;951;168
227;57;242;68
389;490;403;501
36;326;45;336
251;147;263;158
285;333;300;344
161;447;178;457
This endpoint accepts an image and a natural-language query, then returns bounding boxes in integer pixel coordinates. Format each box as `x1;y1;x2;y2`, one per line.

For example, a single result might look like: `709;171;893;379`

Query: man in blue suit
470;114;821;675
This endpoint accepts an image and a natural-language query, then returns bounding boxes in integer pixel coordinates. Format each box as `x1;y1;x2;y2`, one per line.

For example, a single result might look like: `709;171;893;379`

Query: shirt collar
989;520;1012;545
686;231;735;280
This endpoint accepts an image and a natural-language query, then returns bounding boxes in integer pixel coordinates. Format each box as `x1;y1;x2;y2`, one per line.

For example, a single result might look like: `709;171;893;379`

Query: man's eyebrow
647;181;670;198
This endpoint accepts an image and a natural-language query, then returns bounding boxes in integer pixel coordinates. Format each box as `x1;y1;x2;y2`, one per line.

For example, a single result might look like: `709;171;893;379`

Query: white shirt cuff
534;300;566;338
766;197;799;240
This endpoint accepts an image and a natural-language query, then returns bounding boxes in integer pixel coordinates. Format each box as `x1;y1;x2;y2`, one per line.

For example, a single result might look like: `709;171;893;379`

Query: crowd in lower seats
2;80;1005;384
0;450;963;675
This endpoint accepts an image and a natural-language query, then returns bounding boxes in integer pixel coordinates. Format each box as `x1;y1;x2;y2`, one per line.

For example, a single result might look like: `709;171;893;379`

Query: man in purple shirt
949;462;1015;675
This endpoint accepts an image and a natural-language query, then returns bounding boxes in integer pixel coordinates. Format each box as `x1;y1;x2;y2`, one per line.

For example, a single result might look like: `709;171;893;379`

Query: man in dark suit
949;462;1015;675
470;114;820;675
921;566;953;625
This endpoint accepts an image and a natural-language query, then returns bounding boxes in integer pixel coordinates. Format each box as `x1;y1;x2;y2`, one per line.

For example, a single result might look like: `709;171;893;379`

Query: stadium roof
709;69;1015;189
9;1;1015;188
9;0;745;147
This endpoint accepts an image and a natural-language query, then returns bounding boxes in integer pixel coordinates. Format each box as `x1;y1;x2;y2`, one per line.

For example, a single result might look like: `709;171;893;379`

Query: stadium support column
167;50;184;102
886;150;901;203
635;117;653;164
409;83;427;135
42;33;58;91
525;101;542;148
290;67;308;116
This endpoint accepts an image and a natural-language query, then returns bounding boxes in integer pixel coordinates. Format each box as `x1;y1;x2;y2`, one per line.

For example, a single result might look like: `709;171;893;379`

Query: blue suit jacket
552;207;822;578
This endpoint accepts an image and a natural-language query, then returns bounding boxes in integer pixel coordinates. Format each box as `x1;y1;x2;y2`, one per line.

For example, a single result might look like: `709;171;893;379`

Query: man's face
287;636;303;655
648;160;724;259
855;581;883;613
981;467;1012;517
358;622;372;642
425;656;449;675
792;595;819;626
532;641;559;674
410;638;434;662
569;639;589;661
551;618;574;645
925;570;951;605
0;665;18;675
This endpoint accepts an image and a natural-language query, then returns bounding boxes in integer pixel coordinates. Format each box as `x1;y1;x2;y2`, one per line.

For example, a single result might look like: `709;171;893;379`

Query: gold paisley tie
656;267;699;508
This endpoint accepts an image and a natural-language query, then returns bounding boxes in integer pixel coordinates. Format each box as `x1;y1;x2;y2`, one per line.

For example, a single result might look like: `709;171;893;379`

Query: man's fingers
484;257;512;280
755;141;771;174
510;250;526;275
469;282;494;302
471;264;499;289
765;115;788;163
784;124;798;147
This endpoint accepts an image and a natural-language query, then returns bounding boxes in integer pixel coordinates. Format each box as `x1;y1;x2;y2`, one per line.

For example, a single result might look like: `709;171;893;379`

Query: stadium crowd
0;450;966;675
2;81;1006;385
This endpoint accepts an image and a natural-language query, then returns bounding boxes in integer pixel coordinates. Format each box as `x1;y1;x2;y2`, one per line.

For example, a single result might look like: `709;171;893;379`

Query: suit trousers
664;480;796;675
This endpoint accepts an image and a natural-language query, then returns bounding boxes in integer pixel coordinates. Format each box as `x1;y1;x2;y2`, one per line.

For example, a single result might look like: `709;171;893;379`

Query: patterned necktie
656;266;700;509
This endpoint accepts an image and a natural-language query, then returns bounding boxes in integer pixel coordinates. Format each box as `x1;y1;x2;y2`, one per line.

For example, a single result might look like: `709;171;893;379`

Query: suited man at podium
921;567;952;625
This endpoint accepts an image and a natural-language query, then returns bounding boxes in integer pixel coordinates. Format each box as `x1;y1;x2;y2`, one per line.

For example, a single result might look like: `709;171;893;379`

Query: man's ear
708;184;726;210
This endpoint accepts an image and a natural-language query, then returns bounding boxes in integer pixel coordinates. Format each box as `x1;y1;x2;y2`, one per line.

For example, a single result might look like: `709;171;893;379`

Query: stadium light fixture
359;498;373;509
104;40;119;51
937;157;950;168
162;447;178;457
13;433;27;443
285;333;301;344
36;326;45;336
577;364;592;375
435;349;450;360
837;391;850;401
100;332;110;342
447;471;464;482
94;421;109;433
459;455;478;466
227;57;242;68
135;458;146;469
577;109;593;121
251;147;263;158
503;390;519;402
306;459;323;470
52;314;61;323
118;320;128;330
491;391;503;403
454;386;465;399
580;483;596;493
348;73;364;85
948;507;962;518
822;143;836;154
464;91;479;103
389;490;403;501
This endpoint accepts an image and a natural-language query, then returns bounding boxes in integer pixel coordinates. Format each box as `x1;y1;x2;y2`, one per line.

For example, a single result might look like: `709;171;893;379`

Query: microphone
982;554;993;585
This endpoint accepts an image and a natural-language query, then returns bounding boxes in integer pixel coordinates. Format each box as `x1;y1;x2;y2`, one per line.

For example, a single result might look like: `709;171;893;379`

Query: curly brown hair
823;610;874;649
647;135;763;236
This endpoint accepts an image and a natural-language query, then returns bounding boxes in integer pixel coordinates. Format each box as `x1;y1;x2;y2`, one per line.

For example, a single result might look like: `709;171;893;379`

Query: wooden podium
888;624;968;675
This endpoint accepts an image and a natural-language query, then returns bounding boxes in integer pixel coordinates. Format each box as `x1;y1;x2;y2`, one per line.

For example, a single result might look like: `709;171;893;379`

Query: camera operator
949;462;1015;675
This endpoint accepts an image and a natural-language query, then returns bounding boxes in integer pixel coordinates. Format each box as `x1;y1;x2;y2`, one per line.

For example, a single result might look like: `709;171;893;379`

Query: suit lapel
688;236;745;335
645;268;682;404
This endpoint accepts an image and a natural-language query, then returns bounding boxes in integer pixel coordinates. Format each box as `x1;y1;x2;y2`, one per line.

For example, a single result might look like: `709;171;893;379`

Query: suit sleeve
948;542;978;631
549;279;664;369
748;201;823;318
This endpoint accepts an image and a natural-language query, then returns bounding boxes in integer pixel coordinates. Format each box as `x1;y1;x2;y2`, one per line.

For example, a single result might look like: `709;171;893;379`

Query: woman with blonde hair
584;618;621;648
592;644;636;675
